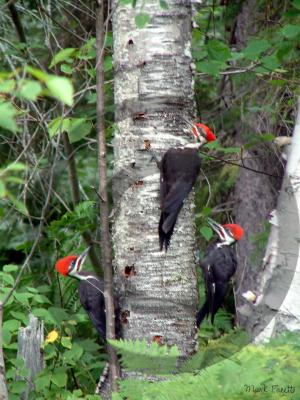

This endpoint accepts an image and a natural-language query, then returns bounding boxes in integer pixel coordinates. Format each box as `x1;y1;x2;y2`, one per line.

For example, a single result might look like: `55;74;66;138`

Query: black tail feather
196;302;209;327
159;212;178;251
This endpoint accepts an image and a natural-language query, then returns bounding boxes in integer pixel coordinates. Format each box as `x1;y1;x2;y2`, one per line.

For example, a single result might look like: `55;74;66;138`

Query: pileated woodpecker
55;247;119;339
158;122;216;250
196;218;244;327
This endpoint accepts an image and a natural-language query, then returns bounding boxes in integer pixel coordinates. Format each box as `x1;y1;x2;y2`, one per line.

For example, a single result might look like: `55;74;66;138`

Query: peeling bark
112;0;198;356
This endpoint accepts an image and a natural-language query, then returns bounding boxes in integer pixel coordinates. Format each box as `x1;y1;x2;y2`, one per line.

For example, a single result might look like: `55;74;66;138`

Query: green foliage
110;339;180;375
116;331;300;400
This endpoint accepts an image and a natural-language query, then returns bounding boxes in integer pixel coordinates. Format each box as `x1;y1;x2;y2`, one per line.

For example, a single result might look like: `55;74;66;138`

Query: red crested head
223;224;244;241
192;123;216;143
55;255;77;276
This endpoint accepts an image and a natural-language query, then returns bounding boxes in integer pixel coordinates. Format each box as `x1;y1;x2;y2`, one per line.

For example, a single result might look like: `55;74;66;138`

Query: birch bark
112;0;198;355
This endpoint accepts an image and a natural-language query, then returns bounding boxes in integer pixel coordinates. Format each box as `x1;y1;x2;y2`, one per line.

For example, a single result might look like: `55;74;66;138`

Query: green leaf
18;80;42;101
0;101;18;133
3;264;18;273
49;48;77;68
200;226;213;241
0;181;6;197
135;13;150;29
60;63;73;75
32;308;56;324
46;76;74;106
159;0;169;9
51;367;67;387
48;117;70;138
35;373;51;392
13;292;34;306
64;343;84;363
61;336;72;349
119;0;132;4
196;60;225;76
104;55;113;72
2;328;11;345
243;39;270;60
0;272;14;286
0;79;15;93
201;207;212;217
26;66;49;81
3;319;20;332
281;24;300;39
68;118;92;143
9;311;28;325
207;39;231;62
4;162;27;171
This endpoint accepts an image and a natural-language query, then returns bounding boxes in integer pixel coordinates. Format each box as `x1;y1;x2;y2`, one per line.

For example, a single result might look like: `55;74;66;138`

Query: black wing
159;148;201;250
197;246;237;326
79;277;106;339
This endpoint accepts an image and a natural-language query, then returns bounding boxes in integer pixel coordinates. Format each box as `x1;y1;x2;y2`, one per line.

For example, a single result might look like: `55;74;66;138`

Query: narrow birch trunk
112;0;198;356
240;98;300;342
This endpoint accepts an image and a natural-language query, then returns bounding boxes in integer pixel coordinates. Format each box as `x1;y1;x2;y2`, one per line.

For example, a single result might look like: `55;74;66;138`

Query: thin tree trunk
96;0;120;395
112;0;198;357
241;98;300;341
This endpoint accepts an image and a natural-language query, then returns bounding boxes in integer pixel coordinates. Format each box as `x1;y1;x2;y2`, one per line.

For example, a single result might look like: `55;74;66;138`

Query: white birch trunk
112;0;198;356
239;98;300;342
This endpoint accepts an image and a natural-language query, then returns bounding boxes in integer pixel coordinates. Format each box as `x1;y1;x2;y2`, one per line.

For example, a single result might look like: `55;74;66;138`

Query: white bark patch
112;0;198;355
245;98;300;341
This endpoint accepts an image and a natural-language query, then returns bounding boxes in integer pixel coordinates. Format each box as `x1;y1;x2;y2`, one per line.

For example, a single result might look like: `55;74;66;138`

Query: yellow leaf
45;330;59;343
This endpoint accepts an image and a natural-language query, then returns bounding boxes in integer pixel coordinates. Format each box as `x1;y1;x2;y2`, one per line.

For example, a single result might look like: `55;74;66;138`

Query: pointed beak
76;246;91;272
206;218;225;239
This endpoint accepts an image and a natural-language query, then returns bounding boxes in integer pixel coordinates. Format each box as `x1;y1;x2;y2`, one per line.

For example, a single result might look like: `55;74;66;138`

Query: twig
199;150;283;179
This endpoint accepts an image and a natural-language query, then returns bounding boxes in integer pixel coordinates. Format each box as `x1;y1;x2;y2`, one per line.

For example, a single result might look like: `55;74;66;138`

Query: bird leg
144;139;161;170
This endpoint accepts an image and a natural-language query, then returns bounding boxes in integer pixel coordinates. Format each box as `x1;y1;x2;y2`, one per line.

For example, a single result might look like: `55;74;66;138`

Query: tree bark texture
244;98;300;342
112;0;198;356
17;315;44;400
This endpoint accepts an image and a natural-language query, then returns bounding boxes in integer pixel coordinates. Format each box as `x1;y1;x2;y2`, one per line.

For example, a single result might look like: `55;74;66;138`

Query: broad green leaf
32;294;52;304
3;264;18;273
196;60;225;76
200;226;213;241
281;24;300;39
60;63;73;75
207;39;231;62
18;80;42;101
35;373;51;392
0;272;14;286
51;367;67;387
201;207;212;216
119;0;132;5
68;118;92;143
48;117;71;137
9;311;29;325
159;0;169;9
13;292;34;306
9;381;27;394
3;319;20;332
32;308;56;324
2;329;11;345
0;79;15;93
0;102;18;133
49;48;77;68
46;76;74;106
135;13;150;29
61;336;72;349
64;343;83;363
49;306;70;323
243;39;270;60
